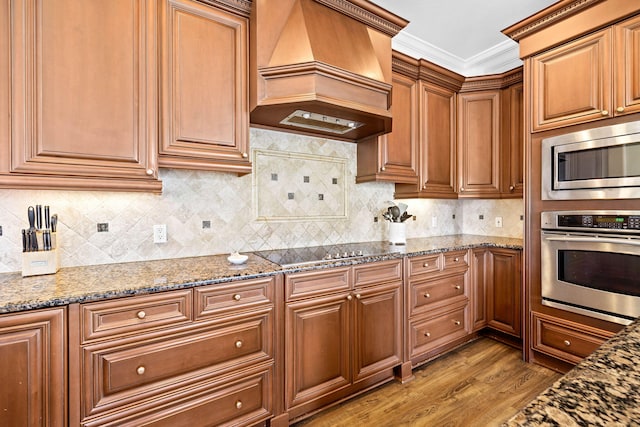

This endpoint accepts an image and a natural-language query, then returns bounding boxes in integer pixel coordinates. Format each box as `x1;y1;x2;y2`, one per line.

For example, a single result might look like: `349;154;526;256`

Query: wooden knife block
22;232;59;277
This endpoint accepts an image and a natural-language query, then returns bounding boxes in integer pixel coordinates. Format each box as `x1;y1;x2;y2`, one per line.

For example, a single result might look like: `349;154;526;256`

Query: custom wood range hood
250;0;408;141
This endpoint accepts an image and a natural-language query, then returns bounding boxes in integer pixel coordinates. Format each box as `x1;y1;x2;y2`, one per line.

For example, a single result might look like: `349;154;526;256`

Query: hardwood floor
293;338;561;427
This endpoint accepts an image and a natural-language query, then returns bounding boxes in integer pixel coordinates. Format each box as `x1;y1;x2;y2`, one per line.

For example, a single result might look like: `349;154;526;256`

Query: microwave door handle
544;236;640;246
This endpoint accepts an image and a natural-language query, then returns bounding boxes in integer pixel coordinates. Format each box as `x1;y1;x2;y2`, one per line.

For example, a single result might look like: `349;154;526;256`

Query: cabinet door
418;81;457;198
501;82;524;198
2;0;161;192
530;29;612;132
352;283;402;384
470;248;488;331
457;90;501;198
0;308;66;427
487;249;521;338
615;14;640;116
285;293;351;410
158;0;251;174
356;72;418;184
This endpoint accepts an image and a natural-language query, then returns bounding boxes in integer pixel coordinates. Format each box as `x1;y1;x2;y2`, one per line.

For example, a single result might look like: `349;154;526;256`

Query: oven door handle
544;236;640;246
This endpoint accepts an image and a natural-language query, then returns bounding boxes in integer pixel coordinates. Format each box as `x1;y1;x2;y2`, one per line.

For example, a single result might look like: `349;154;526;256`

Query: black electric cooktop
254;242;402;267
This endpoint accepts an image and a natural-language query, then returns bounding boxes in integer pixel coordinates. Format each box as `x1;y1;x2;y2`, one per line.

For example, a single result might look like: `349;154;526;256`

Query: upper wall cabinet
528;13;640;132
356;52;419;184
158;0;251;174
0;0;162;192
501;82;524;197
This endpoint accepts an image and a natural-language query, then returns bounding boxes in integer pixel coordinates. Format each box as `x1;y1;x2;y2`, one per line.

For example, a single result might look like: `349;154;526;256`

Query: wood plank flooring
293;338;562;427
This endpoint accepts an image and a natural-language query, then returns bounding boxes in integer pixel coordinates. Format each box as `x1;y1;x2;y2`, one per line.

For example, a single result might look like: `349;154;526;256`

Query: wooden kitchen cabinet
456;90;502;198
395;60;463;199
501;82;524;197
0;0;161;192
406;250;472;367
530;13;640;132
158;0;251;174
0;308;67;427
69;277;278;427
284;260;402;423
356;52;419;184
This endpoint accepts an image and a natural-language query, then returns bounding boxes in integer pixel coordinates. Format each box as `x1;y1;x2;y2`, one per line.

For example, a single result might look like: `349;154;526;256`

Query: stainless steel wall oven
541;211;640;325
542;121;640;200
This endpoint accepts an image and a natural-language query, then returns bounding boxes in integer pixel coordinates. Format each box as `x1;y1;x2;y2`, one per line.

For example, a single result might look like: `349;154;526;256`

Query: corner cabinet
284;260;403;423
158;0;251;174
530;13;640;132
356;52;419;184
0;0;162;192
0;308;67;427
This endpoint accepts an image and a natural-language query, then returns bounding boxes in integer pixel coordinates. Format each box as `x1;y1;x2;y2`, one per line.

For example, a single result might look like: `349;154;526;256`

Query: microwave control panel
542;211;640;233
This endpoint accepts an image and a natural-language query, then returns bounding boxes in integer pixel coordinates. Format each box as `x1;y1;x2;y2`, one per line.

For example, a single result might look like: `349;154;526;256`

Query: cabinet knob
460;187;464;192
509;185;515;191
241;152;248;158
454;285;461;290
233;294;241;301
424;332;431;337
136;310;146;320
454;257;459;262
355;293;361;300
381;166;386;172
136;366;146;375
424;293;431;298
145;169;154;176
601;110;609;116
235;340;243;348
564;340;571;347
423;262;429;267
235;400;243;410
347;295;353;301
617;106;625;113
423;184;427;190
454;320;461;326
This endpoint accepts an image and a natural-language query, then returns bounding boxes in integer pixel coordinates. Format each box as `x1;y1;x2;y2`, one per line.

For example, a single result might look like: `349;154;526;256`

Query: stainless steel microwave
542;121;640;200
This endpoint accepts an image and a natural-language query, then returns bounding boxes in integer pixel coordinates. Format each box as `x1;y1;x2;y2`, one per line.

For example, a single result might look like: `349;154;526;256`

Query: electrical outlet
153;224;167;243
495;216;503;228
97;223;109;232
373;216;378;223
413;215;417;221
431;216;437;227
0;225;3;236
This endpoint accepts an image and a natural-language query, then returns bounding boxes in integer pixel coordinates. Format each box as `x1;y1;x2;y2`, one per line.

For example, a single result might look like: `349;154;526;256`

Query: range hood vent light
280;110;364;135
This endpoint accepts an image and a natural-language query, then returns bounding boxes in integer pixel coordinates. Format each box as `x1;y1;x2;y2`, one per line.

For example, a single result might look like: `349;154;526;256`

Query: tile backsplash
0;128;523;273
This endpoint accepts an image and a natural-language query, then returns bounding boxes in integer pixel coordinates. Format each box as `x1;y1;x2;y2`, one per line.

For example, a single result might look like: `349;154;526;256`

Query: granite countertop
0;234;522;314
505;318;640;426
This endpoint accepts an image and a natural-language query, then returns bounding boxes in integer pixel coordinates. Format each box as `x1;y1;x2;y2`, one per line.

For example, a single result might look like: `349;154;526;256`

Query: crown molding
392;32;523;77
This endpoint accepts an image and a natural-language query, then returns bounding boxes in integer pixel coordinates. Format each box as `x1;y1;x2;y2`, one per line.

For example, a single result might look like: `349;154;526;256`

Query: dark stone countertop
504;317;640;426
0;234;522;313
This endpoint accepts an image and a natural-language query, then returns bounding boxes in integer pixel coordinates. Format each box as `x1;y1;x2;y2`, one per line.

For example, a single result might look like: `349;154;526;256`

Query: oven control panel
542;211;640;233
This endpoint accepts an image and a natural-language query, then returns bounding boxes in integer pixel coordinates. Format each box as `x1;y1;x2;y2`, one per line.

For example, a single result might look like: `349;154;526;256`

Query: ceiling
368;0;559;76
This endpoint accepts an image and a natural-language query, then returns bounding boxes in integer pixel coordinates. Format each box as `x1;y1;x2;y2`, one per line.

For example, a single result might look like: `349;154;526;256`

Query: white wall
0;128;522;273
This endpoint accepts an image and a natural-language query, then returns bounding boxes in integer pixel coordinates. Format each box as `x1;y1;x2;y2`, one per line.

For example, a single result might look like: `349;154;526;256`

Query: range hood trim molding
314;0;409;37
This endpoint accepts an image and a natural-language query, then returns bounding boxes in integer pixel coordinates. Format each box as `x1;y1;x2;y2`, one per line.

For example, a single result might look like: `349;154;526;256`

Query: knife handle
28;206;35;230
44;205;50;229
36;205;42;229
51;214;57;233
22;229;27;252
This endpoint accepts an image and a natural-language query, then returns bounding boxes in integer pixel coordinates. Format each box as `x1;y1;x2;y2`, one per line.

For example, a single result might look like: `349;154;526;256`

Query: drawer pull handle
136;311;146;320
236;400;243;409
616;106;625;113
136;366;146;375
233;294;241;301
424;332;431;337
424;293;431;298
453;257;459;262
423;262;429;267
454;285;461;290
509;185;515;191
601;110;609;116
242;152;249;158
235;340;243;349
145;169;154;176
564;340;571;347
454;320;461;326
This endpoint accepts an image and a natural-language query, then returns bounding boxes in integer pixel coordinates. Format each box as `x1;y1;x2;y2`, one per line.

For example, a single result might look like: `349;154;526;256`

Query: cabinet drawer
194;276;274;321
85;367;272;427
82;312;272;417
532;312;614;365
443;250;468;271
286;267;350;301
410;304;469;357
408;254;441;276
81;290;192;343
410;274;465;315
353;259;402;288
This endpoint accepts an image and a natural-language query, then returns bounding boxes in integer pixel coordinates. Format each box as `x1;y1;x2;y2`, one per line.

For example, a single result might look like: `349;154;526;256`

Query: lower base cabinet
284;260;403;423
0;308;67;427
